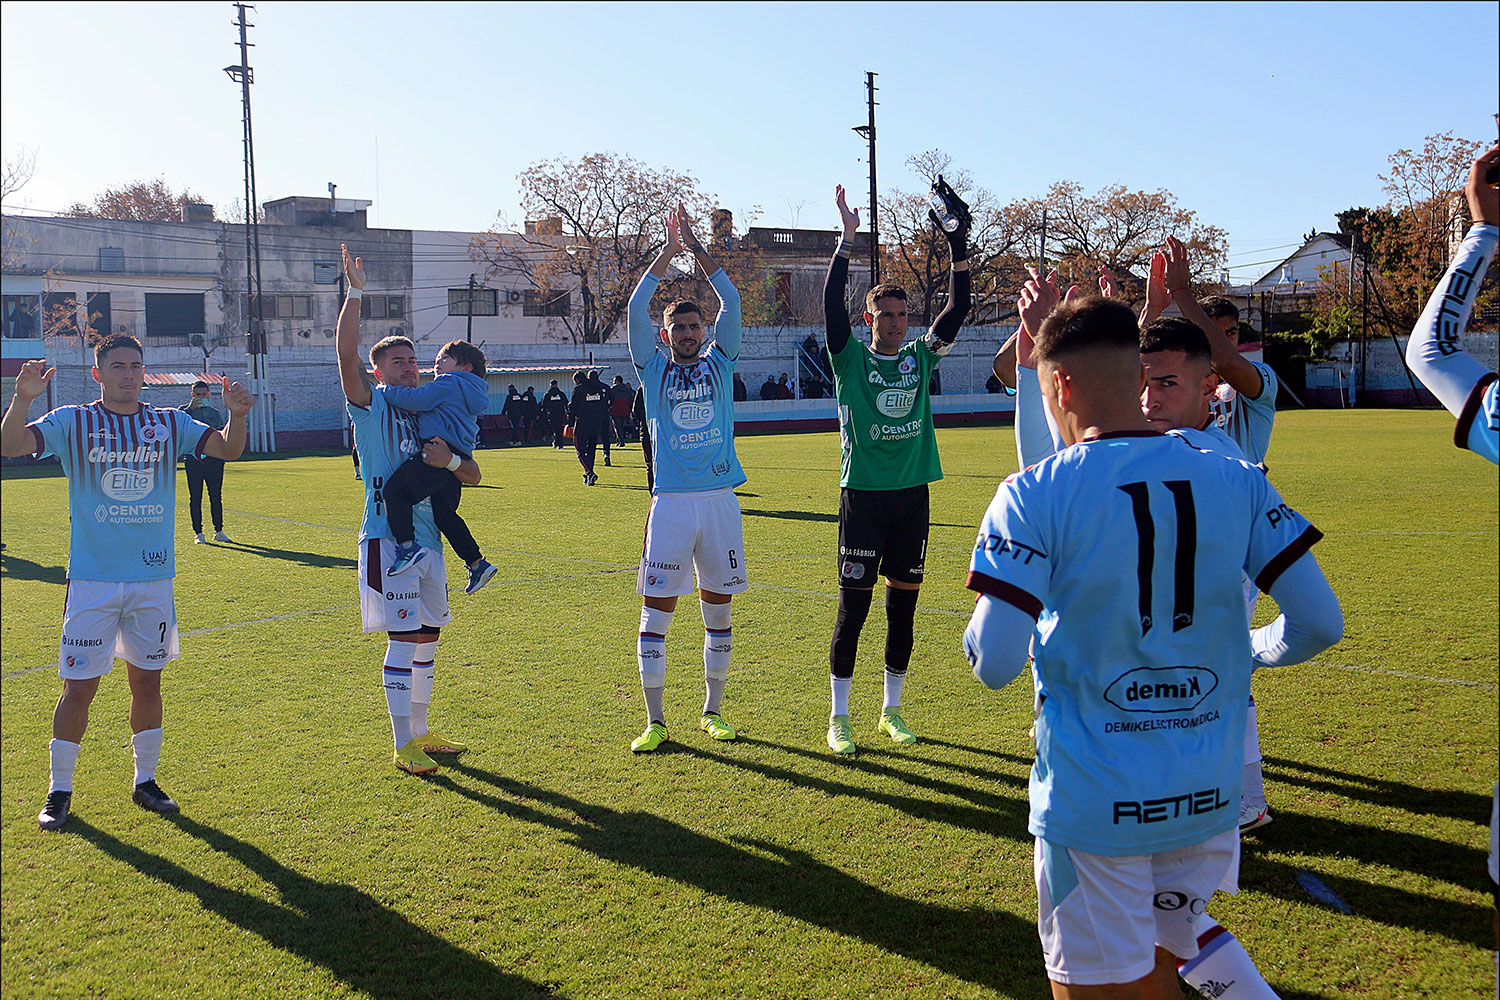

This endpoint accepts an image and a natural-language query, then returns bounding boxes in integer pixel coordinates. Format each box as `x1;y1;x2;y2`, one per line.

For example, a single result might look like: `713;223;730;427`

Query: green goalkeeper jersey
830;333;950;490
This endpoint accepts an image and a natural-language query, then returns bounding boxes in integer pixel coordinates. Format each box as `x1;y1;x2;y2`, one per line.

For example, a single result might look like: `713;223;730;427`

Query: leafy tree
63;177;208;222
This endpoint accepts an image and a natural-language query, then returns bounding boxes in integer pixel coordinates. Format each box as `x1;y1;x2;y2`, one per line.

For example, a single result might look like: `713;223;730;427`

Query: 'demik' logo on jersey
101;467;154;502
1103;666;1219;714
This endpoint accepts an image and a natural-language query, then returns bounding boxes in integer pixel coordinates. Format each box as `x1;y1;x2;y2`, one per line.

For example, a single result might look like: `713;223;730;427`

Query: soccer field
2;410;1495;1000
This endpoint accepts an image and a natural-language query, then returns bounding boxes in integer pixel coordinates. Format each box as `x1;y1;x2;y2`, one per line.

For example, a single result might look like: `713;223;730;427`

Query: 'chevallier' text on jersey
628;269;746;494
29;402;213;582
966;431;1321;856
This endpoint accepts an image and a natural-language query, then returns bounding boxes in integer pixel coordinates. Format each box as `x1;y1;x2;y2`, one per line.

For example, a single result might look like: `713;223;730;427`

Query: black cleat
38;790;72;831
132;780;179;814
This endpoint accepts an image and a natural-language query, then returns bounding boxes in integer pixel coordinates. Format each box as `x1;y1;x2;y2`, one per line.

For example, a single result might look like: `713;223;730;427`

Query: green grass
2;410;1495;999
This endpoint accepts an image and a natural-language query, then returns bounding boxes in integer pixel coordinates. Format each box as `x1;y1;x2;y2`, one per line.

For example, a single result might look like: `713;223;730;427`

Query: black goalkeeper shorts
836;484;929;587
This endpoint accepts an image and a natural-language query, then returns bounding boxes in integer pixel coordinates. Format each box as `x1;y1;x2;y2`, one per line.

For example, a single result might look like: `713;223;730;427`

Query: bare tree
64;177;207;222
1040;180;1226;289
2;147;38;271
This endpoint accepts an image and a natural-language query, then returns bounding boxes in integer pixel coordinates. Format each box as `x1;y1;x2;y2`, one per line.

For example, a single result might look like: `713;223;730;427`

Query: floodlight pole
851;71;879;287
226;2;272;451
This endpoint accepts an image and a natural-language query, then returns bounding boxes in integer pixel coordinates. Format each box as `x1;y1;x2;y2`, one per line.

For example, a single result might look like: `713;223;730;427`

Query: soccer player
963;295;1342;995
338;245;483;776
1403;144;1499;943
821;182;971;754
624;204;745;753
1;337;253;831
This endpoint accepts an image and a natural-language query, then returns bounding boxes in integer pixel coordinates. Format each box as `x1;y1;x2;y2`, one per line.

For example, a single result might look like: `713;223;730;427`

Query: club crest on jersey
140;424;164;444
898;356;915;375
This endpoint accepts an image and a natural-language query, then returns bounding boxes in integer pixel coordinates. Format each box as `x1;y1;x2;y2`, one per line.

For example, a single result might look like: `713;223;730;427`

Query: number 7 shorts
638;488;749;598
58;579;180;679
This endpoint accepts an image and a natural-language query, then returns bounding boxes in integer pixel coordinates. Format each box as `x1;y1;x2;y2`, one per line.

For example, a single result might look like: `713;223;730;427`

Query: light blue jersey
628;268;746;494
1457;376;1498;466
1211;361;1277;465
1168;423;1249;463
966;431;1321;856
28;402;213;582
347;390;441;550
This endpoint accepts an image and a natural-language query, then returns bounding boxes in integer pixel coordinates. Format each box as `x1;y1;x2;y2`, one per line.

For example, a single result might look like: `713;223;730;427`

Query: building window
448;287;497;316
361;295;405;320
243;294;313;320
43;291;80;338
312;260;340;284
523;289;569;317
145;293;206;340
98;247;125;272
83;292;112;339
2;294;41;339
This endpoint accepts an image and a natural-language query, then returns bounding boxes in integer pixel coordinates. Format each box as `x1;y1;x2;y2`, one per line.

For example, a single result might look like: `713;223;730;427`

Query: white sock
1242;696;1266;809
49;738;81;793
831;676;852;717
639;606;673;725
702;600;731;715
131;728;163;785
1178;916;1281;998
883;669;905;711
384;640;416;748
411;640;437;736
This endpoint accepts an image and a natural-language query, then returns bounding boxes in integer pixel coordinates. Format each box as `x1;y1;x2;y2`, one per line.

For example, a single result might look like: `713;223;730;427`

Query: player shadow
1262;755;1491;824
739;507;839;523
595;483;650;491
217;542;356;571
1239;811;1491;949
0;551;67;585
66;815;558;1000
673;737;1030;841
434;763;1040;996
914;736;1036;769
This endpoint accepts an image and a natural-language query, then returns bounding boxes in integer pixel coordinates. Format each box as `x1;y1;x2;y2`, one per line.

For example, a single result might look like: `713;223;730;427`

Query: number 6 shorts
58;579;180;679
638;488;749;598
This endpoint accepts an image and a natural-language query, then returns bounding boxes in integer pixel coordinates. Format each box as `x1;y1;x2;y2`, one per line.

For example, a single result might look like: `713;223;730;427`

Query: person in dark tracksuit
541;380;569;448
567;370;610;485
500;384;525;446
632;383;652;493
182;381;231;543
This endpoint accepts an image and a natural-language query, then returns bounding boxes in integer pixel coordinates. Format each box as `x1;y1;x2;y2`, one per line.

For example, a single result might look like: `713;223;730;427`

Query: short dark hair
573;370;585;384
1033;296;1140;365
94;333;143;367
865;283;908;314
438;340;487;373
664;300;702;325
1140;317;1211;363
549;379;558;386
191;380;211;393
1200;296;1239;323
370;335;415;368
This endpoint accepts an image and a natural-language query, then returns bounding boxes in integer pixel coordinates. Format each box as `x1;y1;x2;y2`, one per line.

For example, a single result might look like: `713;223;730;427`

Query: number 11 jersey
966;430;1321;856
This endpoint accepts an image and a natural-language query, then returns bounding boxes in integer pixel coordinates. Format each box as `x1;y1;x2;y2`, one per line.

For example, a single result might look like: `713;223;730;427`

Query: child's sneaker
465;559;497;595
386;542;427;576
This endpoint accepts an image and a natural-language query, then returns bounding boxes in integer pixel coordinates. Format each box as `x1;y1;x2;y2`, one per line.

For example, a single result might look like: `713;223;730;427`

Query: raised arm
1405;147;1499;418
1014;267;1071;467
628;212;684;368
1163;236;1264;398
678;205;741;358
825;185;859;355
0;359;53;457
337;244;372;408
927;175;972;345
377;377;452;412
199;381;253;460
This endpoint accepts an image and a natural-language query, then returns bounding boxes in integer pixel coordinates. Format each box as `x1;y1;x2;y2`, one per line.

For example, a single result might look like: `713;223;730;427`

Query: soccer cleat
465;559;498;595
414;731;468;755
386;543;426;576
394;741;440;774
37;790;72;831
630;722;669;753
603;455;612;466
193;533;207;544
212;530;232;543
1239;803;1273;831
131;780;179;814
698;713;737;741
827;714;856;755
878;710;917;745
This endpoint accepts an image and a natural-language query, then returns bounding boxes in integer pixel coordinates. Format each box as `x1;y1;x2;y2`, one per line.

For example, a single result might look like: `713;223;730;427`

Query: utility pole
466;273;476;343
225;2;270;451
852;71;879;287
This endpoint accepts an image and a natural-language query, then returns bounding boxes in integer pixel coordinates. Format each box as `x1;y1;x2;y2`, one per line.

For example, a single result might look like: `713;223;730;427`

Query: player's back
975;431;1316;855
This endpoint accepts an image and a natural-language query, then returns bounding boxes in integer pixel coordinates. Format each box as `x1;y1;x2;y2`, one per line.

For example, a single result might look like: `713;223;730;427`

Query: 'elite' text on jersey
29;402;213;581
832;334;950;490
348;390;441;550
966;431;1321;856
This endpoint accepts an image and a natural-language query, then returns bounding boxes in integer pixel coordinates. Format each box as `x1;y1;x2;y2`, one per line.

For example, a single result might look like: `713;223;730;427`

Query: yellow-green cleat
878;710;917;744
631;722;670;753
414;731;468;755
698;713;737;741
827;714;856;755
394;740;440;774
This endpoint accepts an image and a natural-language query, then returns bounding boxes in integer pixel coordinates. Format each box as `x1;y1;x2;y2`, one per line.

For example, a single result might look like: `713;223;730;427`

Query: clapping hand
223;381;254;415
342;244;365;290
835;184;860;236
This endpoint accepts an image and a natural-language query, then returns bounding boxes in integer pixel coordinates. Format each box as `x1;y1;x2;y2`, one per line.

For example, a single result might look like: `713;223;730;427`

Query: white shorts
637;489;749;598
358;538;451;633
59;579;179;679
1035;828;1237;986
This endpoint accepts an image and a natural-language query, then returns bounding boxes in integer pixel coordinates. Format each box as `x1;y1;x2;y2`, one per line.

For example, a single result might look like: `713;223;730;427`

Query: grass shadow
218;542;356;571
68;815;558;999
0;551;67;585
740;507;838;524
1262;755;1491;824
436;763;1039;997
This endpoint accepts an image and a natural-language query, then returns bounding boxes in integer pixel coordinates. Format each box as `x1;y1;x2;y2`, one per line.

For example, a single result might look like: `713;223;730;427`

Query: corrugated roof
142;373;230;386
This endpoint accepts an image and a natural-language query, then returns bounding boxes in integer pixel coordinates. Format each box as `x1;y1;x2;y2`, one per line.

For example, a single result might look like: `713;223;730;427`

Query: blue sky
2;1;1495;281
